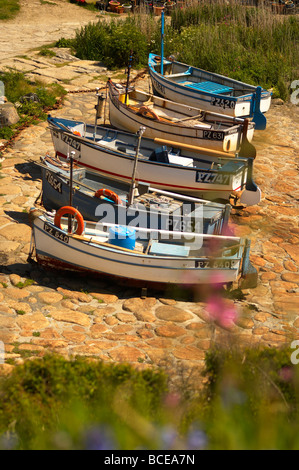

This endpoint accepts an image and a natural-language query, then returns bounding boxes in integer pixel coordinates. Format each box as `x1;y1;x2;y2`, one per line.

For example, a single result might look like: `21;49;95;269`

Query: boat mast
125;50;133;105
68;150;75;233
93;88;105;141
128;126;146;206
161;10;164;76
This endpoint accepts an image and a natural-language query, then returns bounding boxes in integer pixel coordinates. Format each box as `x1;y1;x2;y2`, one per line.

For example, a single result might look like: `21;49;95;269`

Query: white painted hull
108;81;255;154
32;215;245;286
148;54;271;124
49;120;251;201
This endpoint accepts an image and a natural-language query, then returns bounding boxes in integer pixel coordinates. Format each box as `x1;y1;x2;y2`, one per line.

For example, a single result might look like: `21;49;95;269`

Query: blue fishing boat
148;53;271;131
38;154;232;235
148;12;271;130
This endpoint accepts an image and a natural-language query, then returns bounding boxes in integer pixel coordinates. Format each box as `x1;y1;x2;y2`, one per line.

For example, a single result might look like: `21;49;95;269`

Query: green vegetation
15;279;35;289
0;70;66;140
69;0;98;12
62;2;298;99
169;4;299;100
1;347;299;449
0;0;20;20
69;15;159;69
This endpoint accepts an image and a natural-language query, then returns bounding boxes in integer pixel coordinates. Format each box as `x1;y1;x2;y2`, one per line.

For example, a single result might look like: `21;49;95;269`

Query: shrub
0;71;66;140
0;355;168;449
73;16;160;68
0;0;20;20
69;3;298;99
1;347;299;449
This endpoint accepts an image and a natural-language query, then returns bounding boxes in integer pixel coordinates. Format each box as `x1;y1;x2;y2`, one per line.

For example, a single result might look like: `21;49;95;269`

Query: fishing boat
108;79;256;156
38;154;232;235
29;206;258;289
148;53;272;130
47;115;261;206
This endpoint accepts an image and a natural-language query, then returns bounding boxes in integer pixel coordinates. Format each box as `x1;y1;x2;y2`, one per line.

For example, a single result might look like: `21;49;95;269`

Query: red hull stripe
56;151;242;192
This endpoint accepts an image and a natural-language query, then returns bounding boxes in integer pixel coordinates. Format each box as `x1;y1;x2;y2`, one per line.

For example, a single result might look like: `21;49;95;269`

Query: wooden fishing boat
47;115;261;206
148;53;272;130
29;206;258;289
108;79;256;156
38;154;231;235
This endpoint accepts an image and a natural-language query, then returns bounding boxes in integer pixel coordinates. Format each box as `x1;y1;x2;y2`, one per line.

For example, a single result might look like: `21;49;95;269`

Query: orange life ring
54;206;85;235
95;188;123;206
138;106;160;121
73;131;81;136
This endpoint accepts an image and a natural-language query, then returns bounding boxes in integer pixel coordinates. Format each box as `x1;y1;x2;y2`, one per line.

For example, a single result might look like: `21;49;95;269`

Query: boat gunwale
34;216;245;266
108;79;256;132
148;54;272;101
48;119;249;175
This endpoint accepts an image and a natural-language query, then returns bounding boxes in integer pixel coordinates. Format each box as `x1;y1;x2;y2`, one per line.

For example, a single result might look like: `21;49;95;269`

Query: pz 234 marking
44;223;69;244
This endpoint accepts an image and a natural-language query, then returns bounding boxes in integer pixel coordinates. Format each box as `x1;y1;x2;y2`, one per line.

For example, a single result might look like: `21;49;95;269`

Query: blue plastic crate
185;81;233;94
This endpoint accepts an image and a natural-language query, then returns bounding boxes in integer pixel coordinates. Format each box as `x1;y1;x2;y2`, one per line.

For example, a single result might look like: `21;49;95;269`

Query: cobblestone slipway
0;1;298;388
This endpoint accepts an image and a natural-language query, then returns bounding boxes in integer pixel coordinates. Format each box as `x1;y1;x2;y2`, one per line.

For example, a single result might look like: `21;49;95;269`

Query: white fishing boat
148;53;271;130
108;79;256;156
29;207;258;289
47;115;261;206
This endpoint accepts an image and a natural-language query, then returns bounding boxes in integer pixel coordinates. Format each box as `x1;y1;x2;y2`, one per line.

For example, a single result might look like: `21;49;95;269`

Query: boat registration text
44;223;70;244
196;171;230;185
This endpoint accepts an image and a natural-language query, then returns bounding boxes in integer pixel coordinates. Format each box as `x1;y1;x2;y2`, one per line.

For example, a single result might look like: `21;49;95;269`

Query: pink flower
206;295;238;329
278;366;294;382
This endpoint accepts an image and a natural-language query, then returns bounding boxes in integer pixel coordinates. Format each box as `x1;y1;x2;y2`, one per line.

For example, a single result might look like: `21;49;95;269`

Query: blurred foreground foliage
1;346;299;450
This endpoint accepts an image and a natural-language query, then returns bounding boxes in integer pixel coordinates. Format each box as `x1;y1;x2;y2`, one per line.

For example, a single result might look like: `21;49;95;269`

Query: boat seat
149;146;169;164
167;70;192;79
150;241;190;257
185;81;233;95
221;160;245;174
168;155;193;167
100;130;118;142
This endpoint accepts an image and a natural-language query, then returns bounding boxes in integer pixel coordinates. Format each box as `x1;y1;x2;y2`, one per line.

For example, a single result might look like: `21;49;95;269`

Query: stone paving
0;47;298;388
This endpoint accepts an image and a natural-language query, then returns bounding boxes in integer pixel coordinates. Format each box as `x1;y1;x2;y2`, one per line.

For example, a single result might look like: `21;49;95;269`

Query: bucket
119;94;129;105
108;226;136;250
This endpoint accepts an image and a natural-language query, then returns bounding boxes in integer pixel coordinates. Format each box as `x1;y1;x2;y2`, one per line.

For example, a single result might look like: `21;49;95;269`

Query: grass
1;347;299;449
0;0;20;20
15;279;35;289
64;1;299;99
0;70;66;141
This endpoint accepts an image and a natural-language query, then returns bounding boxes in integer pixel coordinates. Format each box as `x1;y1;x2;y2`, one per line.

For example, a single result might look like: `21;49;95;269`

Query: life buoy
73;130;81;136
95;188;123;206
54;206;85;235
138;106;160;121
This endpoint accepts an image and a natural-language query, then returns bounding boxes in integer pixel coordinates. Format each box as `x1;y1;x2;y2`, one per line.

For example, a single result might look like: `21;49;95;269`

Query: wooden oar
153;137;236;158
173;112;205;123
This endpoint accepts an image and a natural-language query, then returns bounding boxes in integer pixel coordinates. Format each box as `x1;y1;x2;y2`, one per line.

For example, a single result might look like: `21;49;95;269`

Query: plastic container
108;226;136;250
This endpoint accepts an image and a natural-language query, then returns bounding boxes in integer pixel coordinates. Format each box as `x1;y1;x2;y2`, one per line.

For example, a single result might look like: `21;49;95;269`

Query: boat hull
148;54;271;124
48;117;251;201
40;160;230;235
32;215;245;287
108;81;255;154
